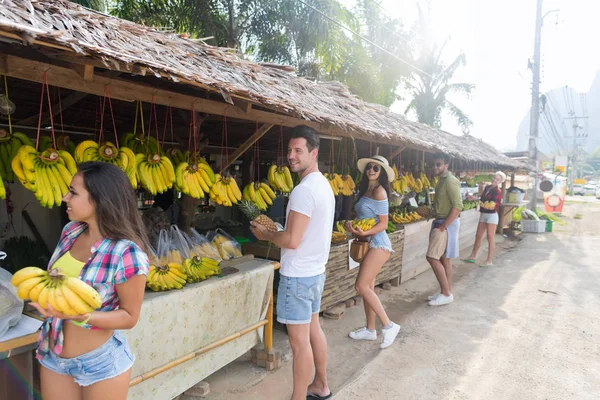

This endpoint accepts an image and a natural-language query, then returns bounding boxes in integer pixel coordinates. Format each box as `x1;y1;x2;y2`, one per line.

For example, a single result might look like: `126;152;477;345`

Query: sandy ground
199;200;600;400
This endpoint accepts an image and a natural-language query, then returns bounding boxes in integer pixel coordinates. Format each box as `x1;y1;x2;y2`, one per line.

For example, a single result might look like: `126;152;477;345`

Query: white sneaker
380;322;401;349
427;293;441;301
429;294;454;306
349;327;377;341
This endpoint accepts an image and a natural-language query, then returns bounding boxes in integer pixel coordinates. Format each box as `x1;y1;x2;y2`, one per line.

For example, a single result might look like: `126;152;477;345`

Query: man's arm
250;210;310;250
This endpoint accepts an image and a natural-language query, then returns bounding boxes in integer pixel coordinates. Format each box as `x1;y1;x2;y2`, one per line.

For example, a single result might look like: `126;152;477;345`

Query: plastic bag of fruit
147;230;188;291
185;229;222;261
206;229;243;260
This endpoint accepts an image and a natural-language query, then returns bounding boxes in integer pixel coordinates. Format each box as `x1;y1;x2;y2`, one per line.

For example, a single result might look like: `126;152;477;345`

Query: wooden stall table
401;208;480;283
126;257;277;400
0;313;43;400
497;202;528;233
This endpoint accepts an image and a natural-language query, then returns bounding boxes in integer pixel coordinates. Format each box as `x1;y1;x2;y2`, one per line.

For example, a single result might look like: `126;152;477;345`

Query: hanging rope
2;75;12;135
35;72;56;150
98;85;119;147
58;88;64;136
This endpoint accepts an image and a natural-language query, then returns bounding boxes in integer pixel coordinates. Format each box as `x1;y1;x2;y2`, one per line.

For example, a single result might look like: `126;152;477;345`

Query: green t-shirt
434;172;463;218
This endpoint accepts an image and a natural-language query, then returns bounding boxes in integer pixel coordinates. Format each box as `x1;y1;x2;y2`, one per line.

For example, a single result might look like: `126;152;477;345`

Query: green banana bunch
0;130;34;183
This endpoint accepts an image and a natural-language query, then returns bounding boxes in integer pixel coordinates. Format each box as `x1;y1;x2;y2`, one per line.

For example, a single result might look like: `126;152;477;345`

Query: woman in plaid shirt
30;162;150;400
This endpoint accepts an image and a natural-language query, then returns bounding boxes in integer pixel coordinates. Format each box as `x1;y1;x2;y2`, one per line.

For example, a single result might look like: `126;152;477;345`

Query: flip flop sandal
480;263;492;268
307;391;333;399
461;258;476;263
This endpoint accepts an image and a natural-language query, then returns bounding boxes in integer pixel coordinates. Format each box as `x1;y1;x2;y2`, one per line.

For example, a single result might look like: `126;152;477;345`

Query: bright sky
341;0;600;151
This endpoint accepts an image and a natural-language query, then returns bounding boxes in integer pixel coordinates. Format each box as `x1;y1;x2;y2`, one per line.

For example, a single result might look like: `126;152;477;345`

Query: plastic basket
545;220;553;232
521;220;546;233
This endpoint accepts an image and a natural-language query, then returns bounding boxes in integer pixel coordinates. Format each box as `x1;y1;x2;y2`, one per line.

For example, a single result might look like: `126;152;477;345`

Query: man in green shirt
426;153;463;306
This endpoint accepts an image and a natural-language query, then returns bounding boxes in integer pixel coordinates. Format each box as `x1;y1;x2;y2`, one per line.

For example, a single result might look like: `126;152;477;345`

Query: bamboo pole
129;319;268;387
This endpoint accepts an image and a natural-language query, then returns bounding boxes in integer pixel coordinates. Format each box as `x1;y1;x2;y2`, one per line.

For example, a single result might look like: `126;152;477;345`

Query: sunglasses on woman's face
366;163;380;172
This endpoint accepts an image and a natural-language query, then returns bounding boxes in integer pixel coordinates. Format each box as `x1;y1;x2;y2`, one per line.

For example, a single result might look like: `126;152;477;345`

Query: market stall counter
243;229;404;313
401;208;480;283
126;257;277;400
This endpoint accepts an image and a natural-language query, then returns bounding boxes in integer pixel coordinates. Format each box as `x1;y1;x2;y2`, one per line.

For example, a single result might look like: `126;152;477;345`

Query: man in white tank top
251;126;334;400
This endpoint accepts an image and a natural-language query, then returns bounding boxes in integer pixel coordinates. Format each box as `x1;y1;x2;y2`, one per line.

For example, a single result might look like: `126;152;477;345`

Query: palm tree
403;43;474;132
71;0;109;12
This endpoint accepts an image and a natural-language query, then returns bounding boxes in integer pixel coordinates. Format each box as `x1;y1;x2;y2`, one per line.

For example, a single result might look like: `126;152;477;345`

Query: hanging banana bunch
12;145;76;208
174;159;216;199
392;174;408;194
340;174;356;196
209;174;242;206
324;173;344;196
0;130;34;183
167;148;186;166
121;132;163;156
419;172;431;190
267;164;294;193
74;140;138;189
136;153;176;195
242;181;276;211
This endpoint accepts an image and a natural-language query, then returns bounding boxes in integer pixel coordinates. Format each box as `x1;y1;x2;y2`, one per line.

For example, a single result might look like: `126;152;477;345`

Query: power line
296;0;432;77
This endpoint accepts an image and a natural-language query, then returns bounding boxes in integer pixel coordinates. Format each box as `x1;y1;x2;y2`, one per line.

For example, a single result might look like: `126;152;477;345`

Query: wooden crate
401;209;480;283
320;229;404;311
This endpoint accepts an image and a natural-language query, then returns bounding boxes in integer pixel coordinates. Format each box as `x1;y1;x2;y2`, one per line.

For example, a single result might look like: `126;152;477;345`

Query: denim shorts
479;212;499;225
277;273;326;325
38;330;134;387
368;231;394;253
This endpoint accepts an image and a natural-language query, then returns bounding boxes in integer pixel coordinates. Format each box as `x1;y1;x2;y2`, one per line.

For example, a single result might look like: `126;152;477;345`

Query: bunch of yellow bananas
352;218;376;231
335;220;347;234
419;172;431;189
189;242;222;261
392;175;408;194
331;231;347;244
183;256;221;283
174;160;216;199
13;145;76;208
431;176;440;187
391;211;423;225
340;175;356;196
146;263;187;291
479;200;496;210
209;174;242;206
268;164;294;193
324;173;344;196
0;130;33;182
37;135;76;156
243;181;276;211
211;233;243;260
11;267;102;315
136;153;176;195
74;140;138;188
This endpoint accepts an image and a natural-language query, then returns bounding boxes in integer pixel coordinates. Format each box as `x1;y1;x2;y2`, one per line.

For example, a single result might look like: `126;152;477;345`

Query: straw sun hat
357;155;395;182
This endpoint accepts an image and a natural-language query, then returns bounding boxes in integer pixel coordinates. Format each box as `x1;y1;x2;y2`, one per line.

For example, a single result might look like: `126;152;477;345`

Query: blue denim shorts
38;330;134;387
277;273;326;325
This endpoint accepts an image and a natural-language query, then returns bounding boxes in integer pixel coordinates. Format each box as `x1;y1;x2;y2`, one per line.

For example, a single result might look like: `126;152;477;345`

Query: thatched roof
0;0;524;169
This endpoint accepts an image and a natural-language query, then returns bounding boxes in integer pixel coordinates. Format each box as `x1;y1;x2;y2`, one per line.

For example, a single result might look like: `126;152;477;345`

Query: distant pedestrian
426;153;463;306
463;171;506;267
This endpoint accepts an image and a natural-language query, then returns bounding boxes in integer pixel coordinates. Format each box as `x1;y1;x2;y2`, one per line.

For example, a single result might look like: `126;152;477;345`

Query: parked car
596;187;600;199
573;184;584;196
583;185;597;196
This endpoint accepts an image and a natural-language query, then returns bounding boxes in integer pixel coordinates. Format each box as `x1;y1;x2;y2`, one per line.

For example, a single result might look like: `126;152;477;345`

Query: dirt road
336;200;600;400
203;200;600;400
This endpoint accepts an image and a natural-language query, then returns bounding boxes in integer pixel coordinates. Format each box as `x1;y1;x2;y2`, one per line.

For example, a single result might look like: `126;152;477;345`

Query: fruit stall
0;2;528;399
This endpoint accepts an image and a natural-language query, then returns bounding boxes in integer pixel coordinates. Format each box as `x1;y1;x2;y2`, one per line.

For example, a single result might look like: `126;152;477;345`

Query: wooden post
220;124;274;172
264;288;274;352
178;194;198;231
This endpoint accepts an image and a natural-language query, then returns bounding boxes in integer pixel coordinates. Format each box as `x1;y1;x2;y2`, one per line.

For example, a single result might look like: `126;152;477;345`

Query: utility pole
528;0;543;211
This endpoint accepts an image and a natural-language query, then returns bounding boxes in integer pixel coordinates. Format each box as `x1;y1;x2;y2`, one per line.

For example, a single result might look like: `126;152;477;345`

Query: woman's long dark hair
78;162;151;253
357;163;391;199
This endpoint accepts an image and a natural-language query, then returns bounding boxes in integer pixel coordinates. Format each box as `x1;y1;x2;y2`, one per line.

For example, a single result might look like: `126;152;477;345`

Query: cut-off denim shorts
38;330;134;387
277;273;326;325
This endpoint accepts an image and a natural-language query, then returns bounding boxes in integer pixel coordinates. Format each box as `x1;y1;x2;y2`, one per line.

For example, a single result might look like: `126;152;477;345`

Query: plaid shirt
36;221;149;360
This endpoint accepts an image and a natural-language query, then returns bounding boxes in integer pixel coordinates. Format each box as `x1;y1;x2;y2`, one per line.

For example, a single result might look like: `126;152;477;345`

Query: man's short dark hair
290;125;320;152
434;153;450;164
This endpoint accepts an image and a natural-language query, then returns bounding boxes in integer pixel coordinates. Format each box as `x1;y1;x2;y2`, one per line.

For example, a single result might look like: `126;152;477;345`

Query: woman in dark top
463;171;506;267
